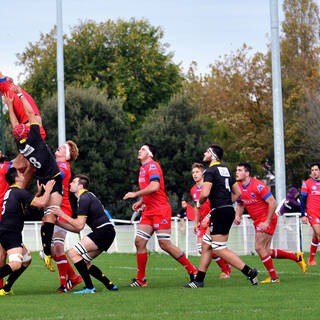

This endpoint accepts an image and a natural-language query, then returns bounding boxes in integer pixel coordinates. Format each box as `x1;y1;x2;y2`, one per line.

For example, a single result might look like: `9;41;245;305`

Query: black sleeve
77;194;90;217
203;168;214;184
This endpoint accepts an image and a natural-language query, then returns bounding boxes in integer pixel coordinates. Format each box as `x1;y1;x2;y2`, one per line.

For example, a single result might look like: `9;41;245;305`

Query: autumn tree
17;18;182;128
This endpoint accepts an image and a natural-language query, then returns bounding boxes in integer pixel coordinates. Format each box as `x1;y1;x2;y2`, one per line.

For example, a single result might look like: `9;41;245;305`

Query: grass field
1;252;319;320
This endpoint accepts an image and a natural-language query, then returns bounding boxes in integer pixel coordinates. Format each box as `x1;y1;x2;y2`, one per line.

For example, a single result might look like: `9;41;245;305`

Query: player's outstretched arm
31;180;56;208
2;93;19;128
10;84;37;124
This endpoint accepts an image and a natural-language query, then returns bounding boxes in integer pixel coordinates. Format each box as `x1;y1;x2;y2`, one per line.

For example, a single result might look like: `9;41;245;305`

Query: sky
1;0;315;83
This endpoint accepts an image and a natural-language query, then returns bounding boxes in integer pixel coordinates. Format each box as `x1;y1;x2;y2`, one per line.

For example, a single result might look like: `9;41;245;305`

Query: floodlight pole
270;0;286;201
56;0;66;145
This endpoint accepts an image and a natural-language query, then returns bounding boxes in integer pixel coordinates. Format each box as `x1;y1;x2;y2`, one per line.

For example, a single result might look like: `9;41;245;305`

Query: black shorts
209;206;235;235
87;224;115;251
0;231;23;251
38;174;63;196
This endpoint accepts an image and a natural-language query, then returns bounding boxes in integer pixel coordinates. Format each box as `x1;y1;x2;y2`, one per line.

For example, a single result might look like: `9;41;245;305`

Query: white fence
22;213;314;256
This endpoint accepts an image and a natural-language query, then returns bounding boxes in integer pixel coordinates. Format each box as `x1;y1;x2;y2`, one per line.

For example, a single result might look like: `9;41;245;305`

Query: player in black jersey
0;167;55;296
52;174;118;294
8;85;62;272
184;144;259;288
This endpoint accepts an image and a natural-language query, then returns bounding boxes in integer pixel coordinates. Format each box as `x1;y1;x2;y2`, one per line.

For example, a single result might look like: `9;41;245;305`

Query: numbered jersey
203;162;235;209
16;124;59;180
0;186;35;232
0;161;12;215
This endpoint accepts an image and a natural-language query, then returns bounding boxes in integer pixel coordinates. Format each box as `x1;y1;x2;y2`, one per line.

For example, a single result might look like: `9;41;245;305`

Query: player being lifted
235;162;306;283
5;85;62;272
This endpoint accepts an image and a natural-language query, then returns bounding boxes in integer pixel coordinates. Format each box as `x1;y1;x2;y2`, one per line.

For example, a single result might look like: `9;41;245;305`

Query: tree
136;95;212;204
17;18;182;128
184;46;274;173
279;0;320;185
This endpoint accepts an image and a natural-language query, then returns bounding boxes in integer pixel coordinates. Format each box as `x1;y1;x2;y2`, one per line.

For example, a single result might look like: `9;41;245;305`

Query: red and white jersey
301;178;320;213
0;161;12;216
190;184;211;221
237;178;272;221
57;161;72;216
139;160;170;212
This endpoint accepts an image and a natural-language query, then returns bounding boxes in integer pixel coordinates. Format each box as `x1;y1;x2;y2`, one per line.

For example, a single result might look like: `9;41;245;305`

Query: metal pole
0;97;5;154
56;0;66;145
270;0;286;202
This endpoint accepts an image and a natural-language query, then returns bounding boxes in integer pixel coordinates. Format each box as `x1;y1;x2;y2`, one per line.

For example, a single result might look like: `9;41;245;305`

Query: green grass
1;252;319;320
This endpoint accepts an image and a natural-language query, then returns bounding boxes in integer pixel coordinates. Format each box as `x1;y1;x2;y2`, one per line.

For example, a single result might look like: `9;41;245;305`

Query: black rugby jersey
0;185;35;232
16;124;60;180
76;190;111;230
203;162;235;209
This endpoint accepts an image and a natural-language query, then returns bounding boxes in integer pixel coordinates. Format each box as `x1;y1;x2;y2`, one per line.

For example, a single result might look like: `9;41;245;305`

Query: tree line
2;0;320;218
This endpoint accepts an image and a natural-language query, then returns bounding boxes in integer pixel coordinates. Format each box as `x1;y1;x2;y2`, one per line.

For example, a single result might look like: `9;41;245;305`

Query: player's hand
9;84;21;94
258;221;269;232
43;179;56;192
193;223;199;235
51;207;63;217
123;192;137;200
301;216;308;224
234;215;241;225
201;216;209;228
2;93;13;106
132;200;143;211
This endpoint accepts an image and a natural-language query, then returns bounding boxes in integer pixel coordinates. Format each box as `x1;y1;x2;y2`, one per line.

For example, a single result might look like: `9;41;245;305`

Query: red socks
212;253;229;273
176;253;197;274
309;239;318;262
136;252;148;281
53;255;68;286
271;249;297;261
261;255;277;279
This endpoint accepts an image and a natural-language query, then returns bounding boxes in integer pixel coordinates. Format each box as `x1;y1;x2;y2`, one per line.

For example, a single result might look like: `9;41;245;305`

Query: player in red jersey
300;162;320;265
123;144;198;287
40;141;82;292
235;162;306;283
191;163;231;278
0;72;46;139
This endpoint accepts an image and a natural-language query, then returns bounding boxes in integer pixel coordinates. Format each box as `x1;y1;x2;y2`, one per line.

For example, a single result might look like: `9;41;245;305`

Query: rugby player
123;144;198;287
0;168;55;296
235;162;306;283
191;162;231;278
184;145;258;288
52;174;118;294
300;162;320;265
7;85;63;272
40;141;83;292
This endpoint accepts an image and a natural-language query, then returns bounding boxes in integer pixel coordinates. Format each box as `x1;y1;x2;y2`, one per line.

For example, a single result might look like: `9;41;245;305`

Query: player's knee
158;239;171;251
68;248;79;262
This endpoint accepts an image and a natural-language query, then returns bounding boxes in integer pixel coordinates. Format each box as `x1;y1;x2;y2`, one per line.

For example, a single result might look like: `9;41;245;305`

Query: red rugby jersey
0;161;12;216
301;178;320;213
190;184;211;221
237;177;272;221
139;160;170;212
57;161;72;216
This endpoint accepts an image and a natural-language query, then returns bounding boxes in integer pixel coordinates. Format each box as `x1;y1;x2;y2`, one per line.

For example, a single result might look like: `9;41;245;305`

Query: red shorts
197;219;210;238
307;210;320;225
139;206;172;230
253;214;278;235
58;206;72;224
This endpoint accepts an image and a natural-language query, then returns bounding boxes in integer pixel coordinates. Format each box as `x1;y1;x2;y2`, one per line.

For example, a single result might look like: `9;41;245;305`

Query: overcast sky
1;0;317;83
